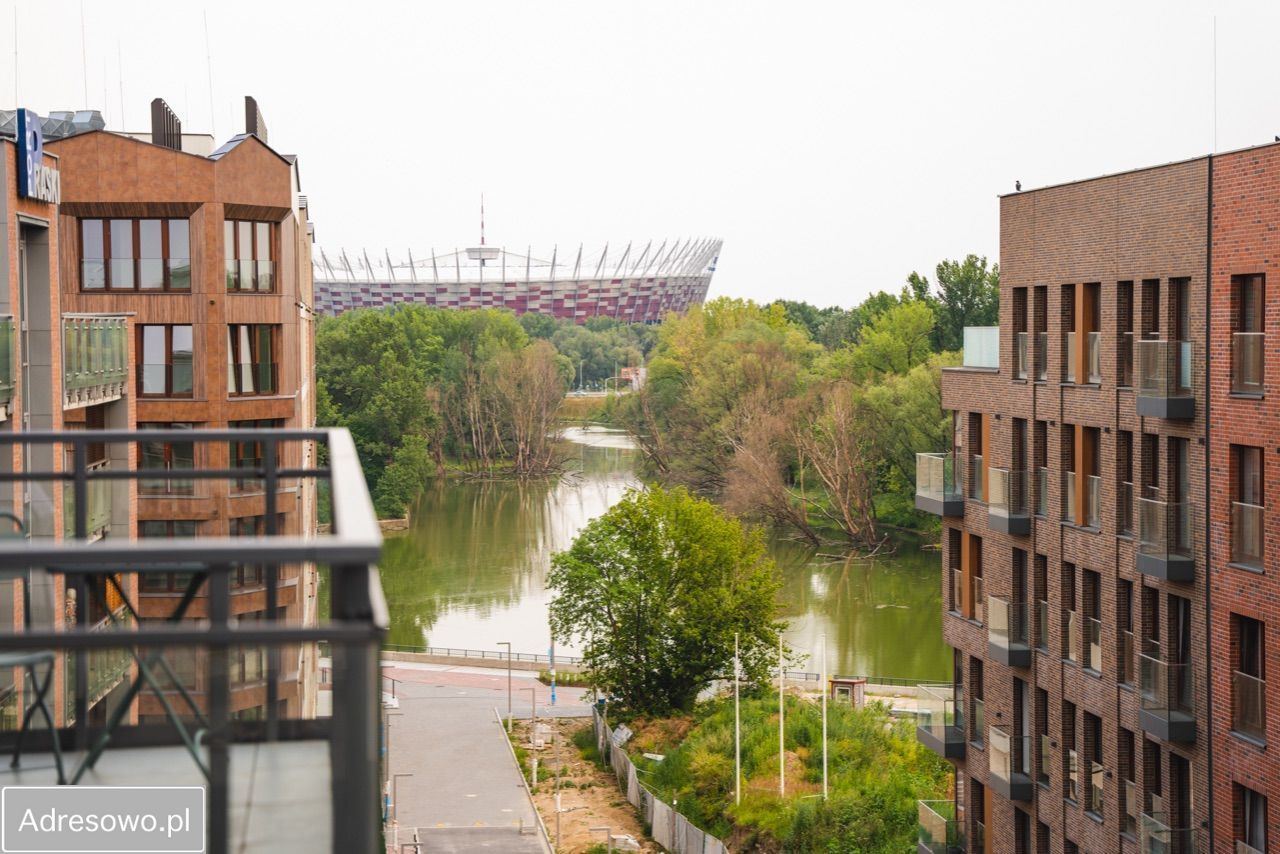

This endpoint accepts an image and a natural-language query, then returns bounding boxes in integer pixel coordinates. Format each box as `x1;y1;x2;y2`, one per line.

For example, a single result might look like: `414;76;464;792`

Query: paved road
381;661;591;853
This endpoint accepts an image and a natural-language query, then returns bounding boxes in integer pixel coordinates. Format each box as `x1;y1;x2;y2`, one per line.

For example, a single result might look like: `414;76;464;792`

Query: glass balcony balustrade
916;684;966;759
962;326;1000;369
1136;338;1195;419
917;800;964;854
987;595;1032;667
1140;812;1200;854
1015;331;1028;380
988;726;1034;801
1139;646;1197;742
1232;669;1265;742
1231;501;1264;568
915;452;963;516
988;467;1030;534
1232;332;1264;395
1137;495;1194;581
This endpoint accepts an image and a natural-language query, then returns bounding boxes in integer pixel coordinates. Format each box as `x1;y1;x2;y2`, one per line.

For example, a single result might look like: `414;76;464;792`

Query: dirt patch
626;714;695;755
512;717;658;853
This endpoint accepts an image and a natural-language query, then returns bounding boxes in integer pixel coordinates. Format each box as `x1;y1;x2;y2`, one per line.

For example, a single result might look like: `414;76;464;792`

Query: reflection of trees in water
378;446;638;647
776;538;950;682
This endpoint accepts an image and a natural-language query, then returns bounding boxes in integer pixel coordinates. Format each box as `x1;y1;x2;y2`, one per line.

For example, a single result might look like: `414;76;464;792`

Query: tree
909;254;999;352
547;486;784;714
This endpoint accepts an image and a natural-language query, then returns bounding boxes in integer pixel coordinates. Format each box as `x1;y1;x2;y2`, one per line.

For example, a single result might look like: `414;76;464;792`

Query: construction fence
592;708;728;854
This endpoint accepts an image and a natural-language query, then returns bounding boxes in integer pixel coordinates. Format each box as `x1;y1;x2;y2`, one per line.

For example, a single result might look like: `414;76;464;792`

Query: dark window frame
79;217;192;292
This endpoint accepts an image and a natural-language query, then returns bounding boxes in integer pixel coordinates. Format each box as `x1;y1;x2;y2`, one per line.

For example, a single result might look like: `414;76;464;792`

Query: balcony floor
1;740;330;853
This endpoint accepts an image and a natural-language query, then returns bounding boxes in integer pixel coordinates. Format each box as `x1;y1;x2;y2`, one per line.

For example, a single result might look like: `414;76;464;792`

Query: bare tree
794;382;881;546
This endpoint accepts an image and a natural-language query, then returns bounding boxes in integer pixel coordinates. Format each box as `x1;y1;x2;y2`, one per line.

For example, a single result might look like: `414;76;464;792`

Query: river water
378;426;950;682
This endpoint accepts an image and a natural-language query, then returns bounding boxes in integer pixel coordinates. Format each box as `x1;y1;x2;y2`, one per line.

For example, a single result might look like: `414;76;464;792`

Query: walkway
381;661;591;853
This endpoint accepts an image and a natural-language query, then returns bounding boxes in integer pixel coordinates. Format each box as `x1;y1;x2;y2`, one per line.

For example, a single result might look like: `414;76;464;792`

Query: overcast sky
6;1;1279;308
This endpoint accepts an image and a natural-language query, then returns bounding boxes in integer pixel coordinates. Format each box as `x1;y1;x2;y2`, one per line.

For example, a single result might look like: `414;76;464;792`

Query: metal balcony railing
63;315;129;409
917;800;964;854
1136;339;1195;418
989;726;1034;800
1232;670;1266;742
1231;501;1264;568
962;326;999;369
988;595;1031;667
0;428;385;854
62;458;113;541
1232;332;1265;395
915;452;963;516
916;684;965;759
1015;332;1028;380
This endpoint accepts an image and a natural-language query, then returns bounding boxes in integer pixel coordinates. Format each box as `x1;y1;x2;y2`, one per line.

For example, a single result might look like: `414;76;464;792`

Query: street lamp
589;825;612;853
497;641;512;731
526;686;537;746
392;773;414;825
384;710;403;821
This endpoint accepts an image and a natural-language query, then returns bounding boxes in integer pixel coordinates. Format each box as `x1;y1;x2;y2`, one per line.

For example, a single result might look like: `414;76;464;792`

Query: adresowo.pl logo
1;787;204;853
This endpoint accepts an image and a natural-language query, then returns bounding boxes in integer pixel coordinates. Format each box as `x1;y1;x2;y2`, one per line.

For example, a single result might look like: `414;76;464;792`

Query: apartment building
0;98;318;733
916;145;1278;854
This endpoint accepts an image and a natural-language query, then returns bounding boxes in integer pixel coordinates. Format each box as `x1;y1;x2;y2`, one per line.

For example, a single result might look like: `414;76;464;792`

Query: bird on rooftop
1015;180;1022;191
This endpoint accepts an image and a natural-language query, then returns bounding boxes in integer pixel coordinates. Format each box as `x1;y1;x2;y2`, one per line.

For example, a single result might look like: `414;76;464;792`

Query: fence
593;708;728;854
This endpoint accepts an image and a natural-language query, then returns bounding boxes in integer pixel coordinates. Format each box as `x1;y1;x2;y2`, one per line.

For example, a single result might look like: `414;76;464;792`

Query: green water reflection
377;426;949;682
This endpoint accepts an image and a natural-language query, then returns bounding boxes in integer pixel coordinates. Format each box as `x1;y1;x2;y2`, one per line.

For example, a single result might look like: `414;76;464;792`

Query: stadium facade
312;239;721;323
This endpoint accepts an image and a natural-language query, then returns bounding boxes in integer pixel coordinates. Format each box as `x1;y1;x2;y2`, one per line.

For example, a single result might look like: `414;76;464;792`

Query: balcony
1136;339;1195;419
915;684;966;759
962;326;999;369
1136;496;1195;581
987;595;1031;667
1231;501;1264;568
0;427;385;854
988;726;1033;801
63;315;129;409
1140;813;1201;854
1232;670;1265;742
915;452;964;516
1034;331;1048;381
987;468;1030;535
62;458;114;542
968;453;984;502
0;316;13;409
917;800;964;854
1139;649;1197;742
1015;331;1028;380
1232;332;1264;395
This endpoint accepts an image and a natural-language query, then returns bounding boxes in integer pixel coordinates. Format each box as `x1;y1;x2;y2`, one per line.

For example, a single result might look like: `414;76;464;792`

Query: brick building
916;144;1278;853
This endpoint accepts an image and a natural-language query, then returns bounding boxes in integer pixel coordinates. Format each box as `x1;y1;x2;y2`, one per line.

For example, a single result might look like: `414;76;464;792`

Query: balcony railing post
330;563;381;854
208;564;232;854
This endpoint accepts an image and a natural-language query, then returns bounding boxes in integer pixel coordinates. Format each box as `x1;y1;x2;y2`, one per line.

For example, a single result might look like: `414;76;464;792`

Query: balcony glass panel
1065;331;1078;383
1121;630;1136;686
988;468;1029;520
1232;332;1265;395
1141;813;1199;854
1035;599;1049;650
949;568;962;614
1232;670;1265;741
1085;615;1103;673
1123;779;1138;836
962;326;1000;369
971;575;984;624
1085;474;1101;528
1034;331;1048;381
971;698;985;746
917;800;962;854
63;460;113;539
989;726;1030;787
1139;651;1196;721
1035;466;1048;517
1066;610;1082;664
1037;733;1051;786
1120;481;1135;535
968;454;984;501
1016;331;1028;380
1067;747;1079;802
1136;338;1195;399
1088;760;1104;815
917;684;964;744
916;452;961;503
1231;501;1264;568
1086;331;1101;383
1119;331;1134;387
988;595;1029;653
1138;496;1193;565
1062;472;1076;523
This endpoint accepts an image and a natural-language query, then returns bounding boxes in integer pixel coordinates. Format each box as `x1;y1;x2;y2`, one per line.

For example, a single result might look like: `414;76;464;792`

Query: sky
5;1;1280;308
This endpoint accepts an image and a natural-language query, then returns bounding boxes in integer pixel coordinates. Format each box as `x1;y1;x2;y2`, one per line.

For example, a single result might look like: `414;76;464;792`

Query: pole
779;634;785;798
549;641;557;706
555;723;562;849
392;773;413;825
821;633;828;801
498;641;512;731
527;687;537;746
734;632;741;806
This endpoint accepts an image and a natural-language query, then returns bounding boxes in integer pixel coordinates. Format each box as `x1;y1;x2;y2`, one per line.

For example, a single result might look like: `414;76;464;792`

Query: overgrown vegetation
617;255;998;545
549;485;785;715
620;695;950;853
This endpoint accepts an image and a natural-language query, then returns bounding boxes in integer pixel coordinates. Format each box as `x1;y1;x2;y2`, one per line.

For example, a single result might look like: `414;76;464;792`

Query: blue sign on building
15;109;59;204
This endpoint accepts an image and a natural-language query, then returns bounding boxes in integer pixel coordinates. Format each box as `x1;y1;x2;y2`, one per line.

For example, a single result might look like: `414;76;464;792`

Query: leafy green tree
518;311;559;339
547;485;784;714
825;298;936;382
909;254;999;351
374;436;435;518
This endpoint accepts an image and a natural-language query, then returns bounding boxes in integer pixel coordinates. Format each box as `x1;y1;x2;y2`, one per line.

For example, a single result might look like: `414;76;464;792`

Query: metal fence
593;708;727;854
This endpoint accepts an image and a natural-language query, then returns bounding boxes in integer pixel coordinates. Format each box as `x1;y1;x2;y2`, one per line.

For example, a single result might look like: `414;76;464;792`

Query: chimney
245;96;268;144
150;98;182;151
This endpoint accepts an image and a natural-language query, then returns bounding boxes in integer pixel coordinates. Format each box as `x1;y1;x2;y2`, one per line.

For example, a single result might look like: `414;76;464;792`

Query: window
1062;701;1078;802
1120;728;1137;836
1232;274;1265;394
139;423;195;496
970;658;985;747
1083;713;1103;817
1232;445;1264;568
225;219;275;292
229;516;273;589
1233;614;1265;742
1237;785;1268;853
229;419;284;492
138;520;198;592
138;325;193;397
227;325;277;396
79;218;190;291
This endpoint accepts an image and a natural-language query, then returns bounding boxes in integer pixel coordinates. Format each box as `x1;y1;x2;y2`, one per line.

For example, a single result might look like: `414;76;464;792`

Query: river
377;426;950;682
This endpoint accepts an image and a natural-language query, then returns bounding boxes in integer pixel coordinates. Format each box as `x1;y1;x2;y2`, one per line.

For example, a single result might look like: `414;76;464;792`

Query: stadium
312;238;721;323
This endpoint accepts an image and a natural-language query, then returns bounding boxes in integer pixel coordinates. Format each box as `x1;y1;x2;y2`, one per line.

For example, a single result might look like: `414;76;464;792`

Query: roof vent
150;98;182;151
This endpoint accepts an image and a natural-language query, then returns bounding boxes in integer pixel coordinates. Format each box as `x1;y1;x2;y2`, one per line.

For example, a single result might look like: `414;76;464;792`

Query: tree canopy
547;485;784;714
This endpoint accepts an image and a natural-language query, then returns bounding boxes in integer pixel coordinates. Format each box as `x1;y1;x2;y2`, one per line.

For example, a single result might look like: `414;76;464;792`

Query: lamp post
389;773;414;824
385;710;403;820
526;686;537;746
497;641;512;731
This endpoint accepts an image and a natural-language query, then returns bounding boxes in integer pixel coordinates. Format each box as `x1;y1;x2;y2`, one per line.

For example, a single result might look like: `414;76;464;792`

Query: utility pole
498;641;512;731
821;633;828;801
779;634;785;798
734;632;741;806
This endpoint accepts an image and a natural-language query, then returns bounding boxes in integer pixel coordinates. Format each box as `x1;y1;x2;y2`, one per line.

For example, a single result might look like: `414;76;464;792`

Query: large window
1232;445;1264;568
80;218;190;291
1237;785;1268;853
230;419;284;492
139;423;195;496
138;520;198;592
225;220;275;292
138;325;193;397
1233;614;1266;743
227;325;277;396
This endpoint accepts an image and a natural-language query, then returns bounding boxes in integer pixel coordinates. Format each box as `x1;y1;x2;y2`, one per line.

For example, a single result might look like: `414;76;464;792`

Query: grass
621;694;950;853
